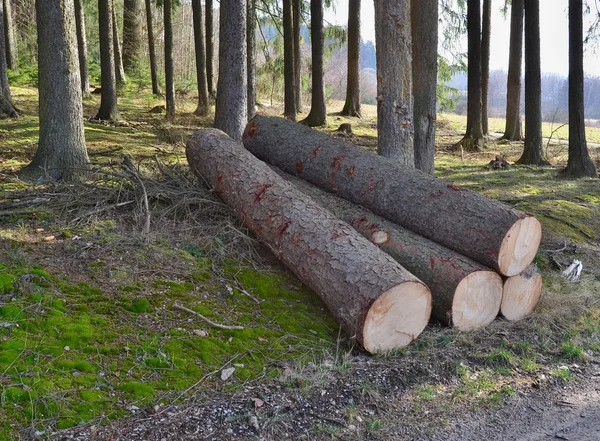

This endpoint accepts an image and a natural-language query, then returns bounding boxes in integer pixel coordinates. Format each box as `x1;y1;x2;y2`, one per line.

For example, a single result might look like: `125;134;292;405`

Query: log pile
185;117;544;354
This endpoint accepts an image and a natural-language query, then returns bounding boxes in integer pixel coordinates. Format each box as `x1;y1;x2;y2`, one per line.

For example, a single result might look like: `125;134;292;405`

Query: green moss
0;273;16;293
120;381;155;400
129;298;151;313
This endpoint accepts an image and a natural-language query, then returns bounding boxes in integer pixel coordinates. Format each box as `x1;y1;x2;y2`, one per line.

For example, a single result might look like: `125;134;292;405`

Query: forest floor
1;87;600;440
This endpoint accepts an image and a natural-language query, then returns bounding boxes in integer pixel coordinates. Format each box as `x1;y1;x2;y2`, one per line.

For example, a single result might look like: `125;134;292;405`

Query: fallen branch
173;303;244;330
122;155;151;237
70;200;135;223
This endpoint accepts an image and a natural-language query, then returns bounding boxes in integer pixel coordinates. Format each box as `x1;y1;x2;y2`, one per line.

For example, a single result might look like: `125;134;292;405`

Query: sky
325;0;600;77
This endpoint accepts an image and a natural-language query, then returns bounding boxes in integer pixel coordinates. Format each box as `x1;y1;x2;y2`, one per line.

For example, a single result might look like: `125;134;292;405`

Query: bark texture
560;0;598;178
111;4;126;85
243;115;542;276
301;0;326;126
340;0;361;118
502;0;524;141
144;0;161;96
96;0;119;120
3;0;16;71
122;0;142;72
192;0;209;116
214;0;247;139
247;0;256;119
481;0;491;135
187;129;431;353
280;170;503;331
293;0;302;112
283;0;296;120
374;0;414;166
164;0;175;119
205;0;214;97
74;0;89;95
0;0;17;117
23;0;88;180
518;0;547;165
501;264;542;321
411;0;437;175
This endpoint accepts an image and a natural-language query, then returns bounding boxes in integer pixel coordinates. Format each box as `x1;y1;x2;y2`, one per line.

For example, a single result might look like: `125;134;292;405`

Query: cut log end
451;271;503;331
502;264;543;321
498;216;542;276
362;281;431;353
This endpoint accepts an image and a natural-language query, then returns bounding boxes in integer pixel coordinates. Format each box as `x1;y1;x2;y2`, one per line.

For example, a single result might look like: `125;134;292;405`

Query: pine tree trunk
3;0;16;71
144;0;161;96
411;0;437;175
481;0;491;135
214;0;247;139
559;0;598;178
301;0;326;126
283;0;296;120
22;0;88;181
243;115;542;276
374;0;414;165
96;0;119;120
247;0;256;119
501;264;542;321
74;0;90;95
517;0;547;165
281;170;503;331
340;0;361;118
293;0;302;112
502;0;524;141
164;0;175;119
122;0;142;73
205;0;214;97
112;4;126;85
187;129;432;353
192;0;209;116
0;0;17;117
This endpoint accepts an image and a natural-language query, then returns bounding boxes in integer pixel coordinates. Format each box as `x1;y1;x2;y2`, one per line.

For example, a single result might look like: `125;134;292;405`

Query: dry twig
173;303;244;330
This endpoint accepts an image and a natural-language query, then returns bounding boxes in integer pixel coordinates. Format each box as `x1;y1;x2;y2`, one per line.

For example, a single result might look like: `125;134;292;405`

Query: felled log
279;170;503;331
186;129;432;353
243;115;541;276
501;264;542;321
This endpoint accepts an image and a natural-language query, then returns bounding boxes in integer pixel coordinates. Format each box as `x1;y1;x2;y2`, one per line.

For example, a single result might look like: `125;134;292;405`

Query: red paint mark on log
254;184;274;202
295;161;304;176
368;180;377;190
246;122;258;138
216;171;224;184
331;231;350;240
331;156;345;171
278;220;292;235
346;165;355;176
447;184;463;191
312;146;320;158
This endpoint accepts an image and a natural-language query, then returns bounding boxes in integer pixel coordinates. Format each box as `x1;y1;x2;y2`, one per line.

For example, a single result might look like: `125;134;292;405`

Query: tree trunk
0;0;17;117
459;0;484;152
74;0;90;95
144;0;161;96
518;0;547;165
164;0;175;119
340;0;361;118
214;0;247;139
206;0;214;97
293;0;302;112
96;0;119;120
301;0;326;126
281;170;503;331
374;0;414;166
192;0;209;116
559;0;598;178
481;0;491;135
243;115;542;276
501;264;542;321
3;0;16;71
22;0;88;181
122;0;142;73
247;0;256;119
112;4;126;86
187;129;432;353
283;0;296;120
502;0;524;141
411;0;437;175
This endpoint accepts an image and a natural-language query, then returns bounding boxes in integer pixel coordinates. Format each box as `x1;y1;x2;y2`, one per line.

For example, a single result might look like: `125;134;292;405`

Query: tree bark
144;0;161;96
22;0;88;181
283;0;296;120
293;0;302;112
301;0;326;126
205;0;214;97
214;0;247;139
164;0;175;119
340;0;361;118
559;0;598;178
501;264;542;321
96;0;119;121
280;170;503;331
112;4;126;85
502;0;524;141
374;0;414;166
247;0;256;119
187;129;432;353
243;115;542;276
3;0;16;71
411;0;437;175
517;0;547;165
481;0;491;135
74;0;90;95
0;0;17;117
122;0;142;73
192;0;209;116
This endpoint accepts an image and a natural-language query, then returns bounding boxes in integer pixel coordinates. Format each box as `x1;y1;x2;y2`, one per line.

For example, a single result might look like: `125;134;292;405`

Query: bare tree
192;0;209;116
3;0;17;70
283;0;296;119
481;0;491;135
302;0;326;127
206;0;214;97
293;0;303;112
247;0;257;119
340;0;361;118
96;0;119;121
164;0;175;119
502;0;524;141
0;0;17;116
144;0;161;96
123;0;142;72
74;0;89;95
112;4;126;85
